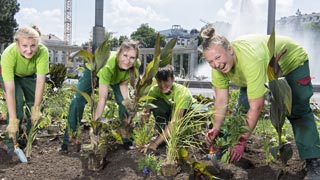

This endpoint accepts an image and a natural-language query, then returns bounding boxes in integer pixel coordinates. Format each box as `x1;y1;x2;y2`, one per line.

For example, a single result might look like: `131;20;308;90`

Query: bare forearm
4;82;17;119
212;87;229;130
94;84;109;120
243;97;264;139
213;103;227;130
95;99;106;120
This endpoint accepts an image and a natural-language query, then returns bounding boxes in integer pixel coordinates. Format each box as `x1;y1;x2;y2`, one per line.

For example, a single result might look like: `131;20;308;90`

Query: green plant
119;33;177;149
215;111;250;163
49;63;67;89
265;78;293;164
265;29;293;165
122;33;177;125
133;118;155;148
138;153;162;174
162;95;208;165
25;122;37;158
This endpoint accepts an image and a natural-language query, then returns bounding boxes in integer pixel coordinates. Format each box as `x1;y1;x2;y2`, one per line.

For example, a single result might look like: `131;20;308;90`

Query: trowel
13;140;28;163
207;146;220;171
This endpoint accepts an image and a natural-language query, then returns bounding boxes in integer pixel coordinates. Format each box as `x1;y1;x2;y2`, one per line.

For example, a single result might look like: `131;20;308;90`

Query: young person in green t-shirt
61;40;140;151
142;64;195;152
199;25;320;179
0;26;49;154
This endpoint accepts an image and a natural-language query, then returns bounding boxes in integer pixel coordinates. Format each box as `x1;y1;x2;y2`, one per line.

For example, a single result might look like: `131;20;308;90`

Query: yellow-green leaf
78;49;93;64
94;40;111;73
64;87;92;107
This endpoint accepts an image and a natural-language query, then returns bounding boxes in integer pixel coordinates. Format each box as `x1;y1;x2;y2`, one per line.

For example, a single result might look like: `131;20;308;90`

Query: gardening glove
140;110;150;123
141;141;158;154
89;127;99;147
31;106;41;125
122;98;135;116
230;136;247;163
205;127;219;147
6;118;19;141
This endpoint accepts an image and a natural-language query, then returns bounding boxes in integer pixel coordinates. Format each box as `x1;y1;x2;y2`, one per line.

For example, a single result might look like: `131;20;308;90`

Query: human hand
122;98;135;113
205;128;219;147
6;118;19;141
140;110;150;123
89;127;99;147
230;136;247;163
141;141;158;154
31;106;41;125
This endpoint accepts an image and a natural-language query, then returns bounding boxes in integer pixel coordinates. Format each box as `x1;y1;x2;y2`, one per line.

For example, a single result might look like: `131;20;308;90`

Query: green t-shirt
0;43;49;81
211;34;308;99
97;51;141;85
148;83;194;110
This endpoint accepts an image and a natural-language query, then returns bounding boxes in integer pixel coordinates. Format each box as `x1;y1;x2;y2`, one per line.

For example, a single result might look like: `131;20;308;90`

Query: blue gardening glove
230;136;247;163
205;128;219;147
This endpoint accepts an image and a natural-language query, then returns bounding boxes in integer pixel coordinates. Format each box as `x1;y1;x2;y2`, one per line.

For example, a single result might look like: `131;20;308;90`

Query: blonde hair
14;25;41;42
198;24;230;53
117;39;140;87
117;39;140;59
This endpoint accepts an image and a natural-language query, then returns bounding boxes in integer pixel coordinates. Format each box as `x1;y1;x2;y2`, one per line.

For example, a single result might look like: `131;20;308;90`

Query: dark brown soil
0;121;307;180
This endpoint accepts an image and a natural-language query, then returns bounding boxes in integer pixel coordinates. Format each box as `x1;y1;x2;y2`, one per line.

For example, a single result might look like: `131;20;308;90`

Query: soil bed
0;122;307;180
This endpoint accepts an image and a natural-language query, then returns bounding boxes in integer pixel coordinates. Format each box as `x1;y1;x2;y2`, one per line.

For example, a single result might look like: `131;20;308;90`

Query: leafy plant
138;153;162;174
265;78;292;164
25;121;37;158
215;111;250;163
162;95;208;165
133;118;155;148
121;33;177;145
48;63;67;89
206;89;250;163
266;29;293;165
66;40;110;171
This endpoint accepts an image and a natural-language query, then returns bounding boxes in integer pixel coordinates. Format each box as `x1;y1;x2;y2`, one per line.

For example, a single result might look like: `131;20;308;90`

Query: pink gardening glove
230;136;247;163
205;128;219;147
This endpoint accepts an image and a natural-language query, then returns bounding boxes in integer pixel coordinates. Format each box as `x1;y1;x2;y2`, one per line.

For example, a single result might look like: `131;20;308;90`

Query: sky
15;0;320;45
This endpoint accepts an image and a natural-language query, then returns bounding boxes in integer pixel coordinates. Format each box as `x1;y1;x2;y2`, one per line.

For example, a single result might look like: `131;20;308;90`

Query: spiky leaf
94;40;111;73
78;49;94;64
64;87;92;107
265;78;292;134
159;38;177;67
279;142;293;164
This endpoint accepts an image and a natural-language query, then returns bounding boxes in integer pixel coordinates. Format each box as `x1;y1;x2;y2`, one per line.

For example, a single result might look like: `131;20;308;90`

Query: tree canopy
130;23;166;48
0;0;20;43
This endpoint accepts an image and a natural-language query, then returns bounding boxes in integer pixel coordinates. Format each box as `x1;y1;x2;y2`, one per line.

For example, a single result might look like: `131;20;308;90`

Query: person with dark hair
60;40;141;151
142;64;195;152
0;25;49;155
199;25;320;179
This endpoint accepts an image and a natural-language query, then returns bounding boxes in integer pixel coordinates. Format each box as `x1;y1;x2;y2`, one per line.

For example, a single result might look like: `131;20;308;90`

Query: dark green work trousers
151;99;172;132
0;74;36;150
238;61;320;160
63;67;129;145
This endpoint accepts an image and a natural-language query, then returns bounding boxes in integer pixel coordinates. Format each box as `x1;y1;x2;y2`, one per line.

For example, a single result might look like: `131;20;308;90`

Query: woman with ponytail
199;25;320;179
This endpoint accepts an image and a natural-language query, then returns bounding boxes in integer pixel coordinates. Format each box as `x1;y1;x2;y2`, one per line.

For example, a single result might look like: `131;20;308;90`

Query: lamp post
92;0;105;52
267;0;276;35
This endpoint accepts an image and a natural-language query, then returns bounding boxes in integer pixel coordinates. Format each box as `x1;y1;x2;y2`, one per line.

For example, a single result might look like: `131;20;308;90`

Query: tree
104;31;119;49
130;24;166;48
0;0;20;43
118;35;129;46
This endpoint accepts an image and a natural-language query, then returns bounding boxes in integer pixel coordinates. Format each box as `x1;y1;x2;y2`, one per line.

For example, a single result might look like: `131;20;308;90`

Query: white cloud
15;8;64;39
105;0;169;37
